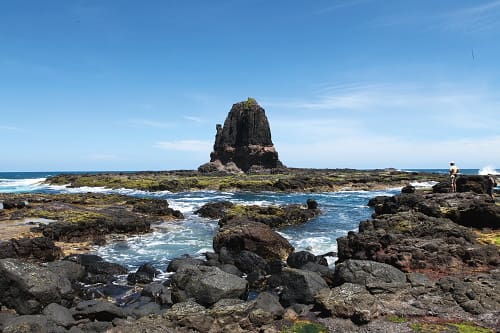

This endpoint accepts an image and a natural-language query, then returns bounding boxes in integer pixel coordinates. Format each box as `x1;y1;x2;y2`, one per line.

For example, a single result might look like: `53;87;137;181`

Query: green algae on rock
45;169;447;193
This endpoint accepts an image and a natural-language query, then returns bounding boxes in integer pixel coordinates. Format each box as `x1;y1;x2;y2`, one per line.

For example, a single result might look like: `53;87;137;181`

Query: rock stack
199;98;284;173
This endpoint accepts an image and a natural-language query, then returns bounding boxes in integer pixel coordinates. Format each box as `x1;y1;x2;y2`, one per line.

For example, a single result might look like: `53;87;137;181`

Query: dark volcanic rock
433;174;492;194
72;299;127;321
194;200;234;219
369;191;500;229
275;267;328;306
287;250;328;268
127;263;160;284
0;236;63;261
333;259;407;288
219;202;321;229
213;219;294;261
337;211;500;273
171;265;248;306
0;258;73;315
202;98;284;172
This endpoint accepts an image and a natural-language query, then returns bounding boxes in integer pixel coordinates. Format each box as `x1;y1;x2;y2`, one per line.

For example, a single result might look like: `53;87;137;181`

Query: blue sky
1;0;499;171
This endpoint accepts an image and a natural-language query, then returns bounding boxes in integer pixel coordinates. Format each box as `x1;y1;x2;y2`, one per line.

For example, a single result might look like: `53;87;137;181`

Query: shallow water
0;171;462;273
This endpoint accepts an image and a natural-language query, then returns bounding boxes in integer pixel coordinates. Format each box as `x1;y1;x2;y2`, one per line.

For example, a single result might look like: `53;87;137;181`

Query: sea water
0;168;497;273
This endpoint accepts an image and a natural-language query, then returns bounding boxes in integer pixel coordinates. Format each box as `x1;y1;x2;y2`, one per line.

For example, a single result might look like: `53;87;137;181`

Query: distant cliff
199;98;284;173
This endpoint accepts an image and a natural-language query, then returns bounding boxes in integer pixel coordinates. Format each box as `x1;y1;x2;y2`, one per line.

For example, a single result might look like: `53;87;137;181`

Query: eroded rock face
201;98;284;173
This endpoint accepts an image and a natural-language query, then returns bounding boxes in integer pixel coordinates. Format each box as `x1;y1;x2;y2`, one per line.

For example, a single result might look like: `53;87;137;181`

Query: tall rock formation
199;98;284;173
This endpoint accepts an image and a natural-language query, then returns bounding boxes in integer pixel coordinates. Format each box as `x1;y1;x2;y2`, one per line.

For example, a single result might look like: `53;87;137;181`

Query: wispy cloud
444;0;500;32
128;119;172;128
184;116;204;123
0;125;27;132
155;140;212;152
277;135;500;169
367;0;500;32
266;82;500;131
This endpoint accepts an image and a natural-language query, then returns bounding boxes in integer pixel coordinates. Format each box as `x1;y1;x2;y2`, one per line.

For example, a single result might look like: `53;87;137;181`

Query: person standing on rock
449;161;459;192
487;174;497;200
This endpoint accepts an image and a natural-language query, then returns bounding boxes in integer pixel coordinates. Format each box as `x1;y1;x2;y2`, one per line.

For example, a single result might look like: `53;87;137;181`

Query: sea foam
478;166;499;175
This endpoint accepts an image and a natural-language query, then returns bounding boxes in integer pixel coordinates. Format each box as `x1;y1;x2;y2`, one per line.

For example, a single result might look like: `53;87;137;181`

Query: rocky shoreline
0;174;499;332
45;168;448;193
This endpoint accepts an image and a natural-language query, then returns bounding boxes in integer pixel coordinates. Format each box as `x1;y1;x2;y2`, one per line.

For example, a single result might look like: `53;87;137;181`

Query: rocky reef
199;98;284;173
0;193;183;254
1;180;499;332
45;168;448;192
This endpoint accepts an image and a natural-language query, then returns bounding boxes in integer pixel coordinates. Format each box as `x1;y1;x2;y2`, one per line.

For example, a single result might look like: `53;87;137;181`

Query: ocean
0;168;497;274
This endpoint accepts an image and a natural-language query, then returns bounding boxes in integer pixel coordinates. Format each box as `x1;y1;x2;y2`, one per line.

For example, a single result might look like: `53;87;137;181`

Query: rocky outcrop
200;98;284;173
0;236;63;261
171;265;248;306
213;219;294;261
0;258;73;314
433;174;493;194
368;191;500;229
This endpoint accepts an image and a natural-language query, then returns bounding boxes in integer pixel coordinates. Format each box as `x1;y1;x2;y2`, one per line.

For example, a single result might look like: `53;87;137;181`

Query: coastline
44;168;449;193
0;171;498;332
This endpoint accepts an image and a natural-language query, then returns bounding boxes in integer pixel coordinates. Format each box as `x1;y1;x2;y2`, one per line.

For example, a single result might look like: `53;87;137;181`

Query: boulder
315;284;380;324
163;300;214;332
0;258;72;315
171;265;248;306
253;292;285;319
233;250;268;275
213;219;294;261
3;315;49;333
194;201;234;219
127;263;160;284
141;282;173;306
45;260;86;282
287;251;328;268
306;198;318;209
333;259;407;286
167;255;205;272
42;303;75;328
277;268;328;306
72;299;127;321
202;98;284;172
401;184;415;194
65;254;128;284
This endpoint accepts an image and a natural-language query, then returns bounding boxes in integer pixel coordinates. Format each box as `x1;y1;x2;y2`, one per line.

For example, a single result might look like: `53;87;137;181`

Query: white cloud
276;135;500;169
366;1;500;32
184;116;204;123
155;140;212;152
445;0;500;32
265;82;500;131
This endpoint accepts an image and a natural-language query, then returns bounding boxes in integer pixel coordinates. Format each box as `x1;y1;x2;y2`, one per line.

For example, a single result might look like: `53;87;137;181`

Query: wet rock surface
0;193;183;248
0;176;498;332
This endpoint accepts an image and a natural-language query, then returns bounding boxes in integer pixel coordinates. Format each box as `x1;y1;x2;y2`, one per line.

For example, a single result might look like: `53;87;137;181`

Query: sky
1;0;500;171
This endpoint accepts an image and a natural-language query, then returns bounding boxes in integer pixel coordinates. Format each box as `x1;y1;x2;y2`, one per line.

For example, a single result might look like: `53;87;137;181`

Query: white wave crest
48;184;172;196
410;181;439;188
478;166;499;175
0;178;47;193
